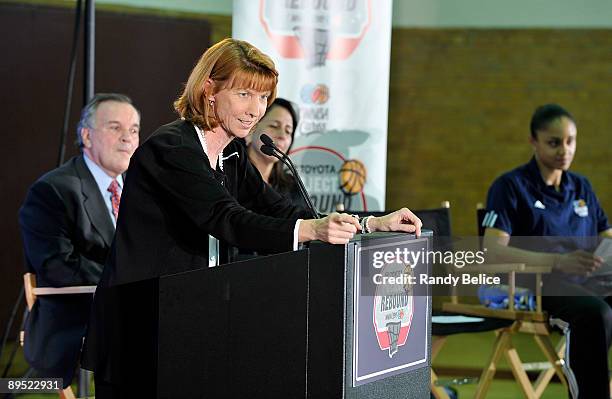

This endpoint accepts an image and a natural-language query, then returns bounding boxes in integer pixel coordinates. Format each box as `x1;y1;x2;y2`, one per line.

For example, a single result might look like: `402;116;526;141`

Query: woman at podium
83;38;422;397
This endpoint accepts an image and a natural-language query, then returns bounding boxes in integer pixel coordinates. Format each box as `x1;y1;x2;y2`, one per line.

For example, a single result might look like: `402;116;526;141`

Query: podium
136;232;431;398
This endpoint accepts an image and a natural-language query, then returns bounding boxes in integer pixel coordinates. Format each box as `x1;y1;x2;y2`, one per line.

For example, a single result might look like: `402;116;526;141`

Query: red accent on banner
259;0;372;61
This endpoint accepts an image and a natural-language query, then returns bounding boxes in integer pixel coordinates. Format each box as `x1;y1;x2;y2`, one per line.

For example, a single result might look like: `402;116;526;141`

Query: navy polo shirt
484;157;609;253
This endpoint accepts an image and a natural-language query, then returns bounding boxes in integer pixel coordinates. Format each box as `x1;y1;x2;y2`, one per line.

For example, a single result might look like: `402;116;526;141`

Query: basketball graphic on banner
339;159;367;195
233;0;392;215
289;146;368;212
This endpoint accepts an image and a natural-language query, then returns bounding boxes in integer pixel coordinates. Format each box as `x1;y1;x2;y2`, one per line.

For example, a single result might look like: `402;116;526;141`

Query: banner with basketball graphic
233;0;393;212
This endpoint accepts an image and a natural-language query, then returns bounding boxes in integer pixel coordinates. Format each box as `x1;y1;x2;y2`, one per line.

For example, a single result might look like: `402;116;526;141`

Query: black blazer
84;119;310;386
19;155;114;385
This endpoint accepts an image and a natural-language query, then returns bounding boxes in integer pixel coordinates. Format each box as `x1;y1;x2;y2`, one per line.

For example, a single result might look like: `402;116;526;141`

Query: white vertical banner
233;0;392;212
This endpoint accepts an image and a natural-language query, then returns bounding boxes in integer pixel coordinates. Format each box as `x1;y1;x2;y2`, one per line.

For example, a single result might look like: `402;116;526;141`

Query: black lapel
181;120;237;188
75;155;115;247
179;119;204;151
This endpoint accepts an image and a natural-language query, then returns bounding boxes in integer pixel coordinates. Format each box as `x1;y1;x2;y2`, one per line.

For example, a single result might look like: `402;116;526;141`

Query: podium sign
350;235;430;387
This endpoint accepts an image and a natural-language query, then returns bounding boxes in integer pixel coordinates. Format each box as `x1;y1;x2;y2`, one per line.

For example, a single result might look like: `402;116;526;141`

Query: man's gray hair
76;93;139;148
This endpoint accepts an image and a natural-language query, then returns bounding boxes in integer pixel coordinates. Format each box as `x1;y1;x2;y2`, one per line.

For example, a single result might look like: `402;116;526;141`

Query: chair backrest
23;254;36;273
23;272;36;311
476;202;488;237
413;207;452;238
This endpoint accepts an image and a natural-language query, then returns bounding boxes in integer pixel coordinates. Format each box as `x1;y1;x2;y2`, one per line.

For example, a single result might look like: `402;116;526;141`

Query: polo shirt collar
526;156;575;193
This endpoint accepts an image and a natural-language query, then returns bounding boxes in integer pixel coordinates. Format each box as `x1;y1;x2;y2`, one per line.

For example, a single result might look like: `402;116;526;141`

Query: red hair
174;38;278;130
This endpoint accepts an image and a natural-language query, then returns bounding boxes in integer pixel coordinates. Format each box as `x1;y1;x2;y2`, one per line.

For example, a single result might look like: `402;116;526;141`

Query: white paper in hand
592;238;612;277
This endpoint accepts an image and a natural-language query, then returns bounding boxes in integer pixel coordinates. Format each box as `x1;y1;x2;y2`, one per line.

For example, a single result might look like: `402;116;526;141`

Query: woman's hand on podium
299;212;362;244
369;208;422;236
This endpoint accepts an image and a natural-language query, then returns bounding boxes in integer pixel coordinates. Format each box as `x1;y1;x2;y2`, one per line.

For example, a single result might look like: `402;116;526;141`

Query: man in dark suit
18;93;140;388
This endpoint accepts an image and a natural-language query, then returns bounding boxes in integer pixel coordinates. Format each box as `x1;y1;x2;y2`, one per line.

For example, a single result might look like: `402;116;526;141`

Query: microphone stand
260;137;319;219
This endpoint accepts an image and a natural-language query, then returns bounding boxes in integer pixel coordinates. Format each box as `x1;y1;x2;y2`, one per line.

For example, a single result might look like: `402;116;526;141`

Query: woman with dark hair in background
246;97;305;207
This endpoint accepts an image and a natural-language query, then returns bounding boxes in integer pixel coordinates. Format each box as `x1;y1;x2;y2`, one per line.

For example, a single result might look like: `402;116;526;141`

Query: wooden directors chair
436;205;573;399
420;202;516;399
22;273;96;399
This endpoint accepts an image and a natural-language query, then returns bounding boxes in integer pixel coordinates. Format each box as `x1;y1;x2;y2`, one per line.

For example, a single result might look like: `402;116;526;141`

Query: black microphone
260;134;274;147
260;145;276;157
260;134;319;219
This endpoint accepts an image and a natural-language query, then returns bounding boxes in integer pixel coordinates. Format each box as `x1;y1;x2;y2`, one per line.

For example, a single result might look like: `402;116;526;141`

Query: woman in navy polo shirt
483;104;612;398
